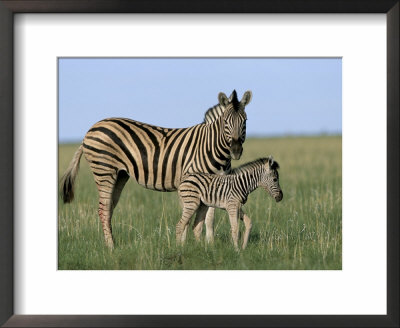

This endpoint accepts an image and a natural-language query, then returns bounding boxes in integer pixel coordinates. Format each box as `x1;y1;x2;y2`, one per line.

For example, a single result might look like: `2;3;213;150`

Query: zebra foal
177;156;283;250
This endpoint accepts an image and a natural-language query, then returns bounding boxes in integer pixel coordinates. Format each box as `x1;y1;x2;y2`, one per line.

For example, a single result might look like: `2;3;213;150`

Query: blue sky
58;58;341;142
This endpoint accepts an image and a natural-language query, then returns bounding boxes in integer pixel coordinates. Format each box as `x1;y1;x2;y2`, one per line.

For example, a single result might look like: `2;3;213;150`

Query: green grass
58;136;342;270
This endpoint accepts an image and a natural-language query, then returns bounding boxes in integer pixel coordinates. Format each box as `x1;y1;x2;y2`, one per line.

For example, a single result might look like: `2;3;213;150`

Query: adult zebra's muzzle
230;139;243;160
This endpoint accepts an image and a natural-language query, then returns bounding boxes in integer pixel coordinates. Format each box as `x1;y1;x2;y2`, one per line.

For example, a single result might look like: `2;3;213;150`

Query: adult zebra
60;90;252;248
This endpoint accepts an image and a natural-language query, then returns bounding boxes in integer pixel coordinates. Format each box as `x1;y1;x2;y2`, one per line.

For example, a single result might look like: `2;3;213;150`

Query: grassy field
58;136;342;270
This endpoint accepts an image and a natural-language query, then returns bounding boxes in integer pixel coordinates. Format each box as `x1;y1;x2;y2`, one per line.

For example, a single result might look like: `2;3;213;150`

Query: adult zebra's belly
136;179;178;192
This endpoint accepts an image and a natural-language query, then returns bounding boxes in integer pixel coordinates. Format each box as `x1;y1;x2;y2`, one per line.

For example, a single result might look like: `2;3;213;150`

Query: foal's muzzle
274;191;283;202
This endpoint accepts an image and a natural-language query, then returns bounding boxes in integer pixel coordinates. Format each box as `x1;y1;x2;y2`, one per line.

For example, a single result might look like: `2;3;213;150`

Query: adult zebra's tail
60;145;83;203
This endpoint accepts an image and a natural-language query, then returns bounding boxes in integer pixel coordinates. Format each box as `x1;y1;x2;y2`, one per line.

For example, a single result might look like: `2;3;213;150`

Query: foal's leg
240;209;252;250
192;204;208;241
181;225;189;244
204;207;216;244
192;206;215;243
227;203;240;250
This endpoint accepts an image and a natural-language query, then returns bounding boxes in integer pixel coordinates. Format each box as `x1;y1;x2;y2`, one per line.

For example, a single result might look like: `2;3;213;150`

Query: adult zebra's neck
200;116;231;174
203;103;226;123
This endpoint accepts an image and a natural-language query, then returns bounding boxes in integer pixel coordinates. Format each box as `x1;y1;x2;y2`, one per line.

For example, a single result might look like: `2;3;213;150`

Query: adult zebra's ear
240;90;252;107
218;92;230;107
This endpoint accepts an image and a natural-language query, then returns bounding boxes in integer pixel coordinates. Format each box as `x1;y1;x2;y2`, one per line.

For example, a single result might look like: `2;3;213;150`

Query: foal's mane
231;158;267;174
232;157;280;174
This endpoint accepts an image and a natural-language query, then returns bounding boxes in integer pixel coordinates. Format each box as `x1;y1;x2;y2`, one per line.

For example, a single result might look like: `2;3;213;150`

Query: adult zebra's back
60;90;252;248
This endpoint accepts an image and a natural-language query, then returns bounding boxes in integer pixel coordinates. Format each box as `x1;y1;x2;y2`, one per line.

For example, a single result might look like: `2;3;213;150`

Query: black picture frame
0;1;398;327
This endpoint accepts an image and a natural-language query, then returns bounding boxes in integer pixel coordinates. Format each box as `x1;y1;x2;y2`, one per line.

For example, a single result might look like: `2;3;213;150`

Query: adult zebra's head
261;156;283;202
218;90;252;160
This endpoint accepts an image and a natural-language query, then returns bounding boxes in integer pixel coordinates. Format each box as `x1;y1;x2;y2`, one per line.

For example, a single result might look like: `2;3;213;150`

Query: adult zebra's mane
202;103;226;124
202;91;237;123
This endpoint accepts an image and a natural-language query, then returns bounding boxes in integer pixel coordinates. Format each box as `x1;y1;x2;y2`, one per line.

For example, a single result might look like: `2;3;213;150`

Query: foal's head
260;156;283;202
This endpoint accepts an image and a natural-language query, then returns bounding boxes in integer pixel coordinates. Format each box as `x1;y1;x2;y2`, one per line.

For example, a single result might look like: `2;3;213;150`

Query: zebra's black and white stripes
176;157;283;249
203;101;228;124
60;90;252;248
193;94;248;242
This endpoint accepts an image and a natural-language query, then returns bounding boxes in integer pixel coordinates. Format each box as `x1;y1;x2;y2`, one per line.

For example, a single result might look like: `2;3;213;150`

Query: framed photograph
1;1;398;327
57;56;342;270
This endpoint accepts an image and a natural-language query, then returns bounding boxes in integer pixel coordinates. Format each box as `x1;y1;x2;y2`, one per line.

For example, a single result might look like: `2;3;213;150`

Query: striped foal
177;157;283;250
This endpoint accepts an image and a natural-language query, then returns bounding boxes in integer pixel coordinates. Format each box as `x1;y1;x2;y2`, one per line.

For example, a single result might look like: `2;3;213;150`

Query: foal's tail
60;145;83;203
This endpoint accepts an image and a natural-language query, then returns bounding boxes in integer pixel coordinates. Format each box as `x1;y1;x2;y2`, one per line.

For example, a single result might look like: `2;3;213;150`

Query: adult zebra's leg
192;204;208;241
240;210;252;250
176;202;199;245
93;170;117;249
111;170;129;211
95;170;129;249
98;189;115;249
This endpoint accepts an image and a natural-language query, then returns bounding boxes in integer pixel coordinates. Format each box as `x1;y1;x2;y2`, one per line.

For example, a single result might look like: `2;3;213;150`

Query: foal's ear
240;90;252;107
268;156;274;167
268;156;280;169
218;92;230;107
